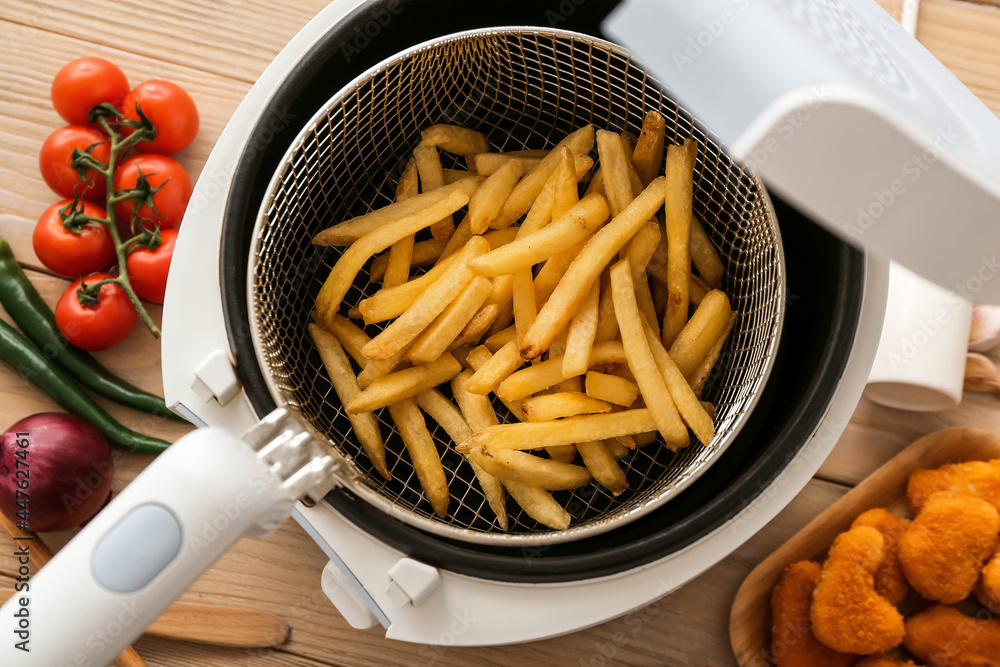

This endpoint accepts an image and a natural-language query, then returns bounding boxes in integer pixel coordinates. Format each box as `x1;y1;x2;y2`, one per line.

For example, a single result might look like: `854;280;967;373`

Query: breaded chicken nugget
974;549;1000;612
851;508;912;605
904;604;1000;666
855;656;921;667
811;526;905;655
771;560;858;667
908;459;1000;514
897;493;1000;604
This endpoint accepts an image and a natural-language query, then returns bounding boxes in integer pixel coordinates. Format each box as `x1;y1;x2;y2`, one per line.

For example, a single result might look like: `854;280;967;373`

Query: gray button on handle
92;503;183;593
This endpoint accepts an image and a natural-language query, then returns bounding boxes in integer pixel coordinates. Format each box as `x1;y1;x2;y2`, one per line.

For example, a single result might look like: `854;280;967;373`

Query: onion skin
0;413;114;532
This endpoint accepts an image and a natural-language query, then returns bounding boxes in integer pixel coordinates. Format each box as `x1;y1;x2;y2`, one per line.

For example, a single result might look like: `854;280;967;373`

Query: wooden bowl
728;427;1000;666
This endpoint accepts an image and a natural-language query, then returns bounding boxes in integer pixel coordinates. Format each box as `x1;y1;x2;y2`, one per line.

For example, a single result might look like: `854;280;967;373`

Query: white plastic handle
0;427;295;666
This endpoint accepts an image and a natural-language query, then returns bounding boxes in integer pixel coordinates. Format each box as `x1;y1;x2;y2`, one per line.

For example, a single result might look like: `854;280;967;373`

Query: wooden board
729;427;1000;666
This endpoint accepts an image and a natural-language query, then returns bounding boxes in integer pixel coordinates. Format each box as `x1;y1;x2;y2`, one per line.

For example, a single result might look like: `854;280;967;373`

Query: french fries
610;259;689;451
585;371;640;407
521;392;613;422
309;117;736;531
467;446;591;490
388;398;449;518
308;324;389;479
662;139;698;346
520;177;666;360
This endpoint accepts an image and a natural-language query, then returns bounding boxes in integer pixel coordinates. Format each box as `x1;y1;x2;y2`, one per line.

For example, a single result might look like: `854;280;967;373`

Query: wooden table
2;0;1000;664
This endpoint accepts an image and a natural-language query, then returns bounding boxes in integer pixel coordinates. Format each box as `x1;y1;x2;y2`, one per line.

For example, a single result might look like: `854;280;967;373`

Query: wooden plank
0;18;250;273
917;0;1000;114
0;0;327;83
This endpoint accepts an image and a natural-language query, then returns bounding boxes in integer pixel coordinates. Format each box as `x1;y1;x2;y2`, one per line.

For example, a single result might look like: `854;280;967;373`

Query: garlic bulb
964;352;1000;397
969;303;1000;352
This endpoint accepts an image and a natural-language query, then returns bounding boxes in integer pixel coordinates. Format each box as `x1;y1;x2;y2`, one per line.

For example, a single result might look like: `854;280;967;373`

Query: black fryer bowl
220;0;864;583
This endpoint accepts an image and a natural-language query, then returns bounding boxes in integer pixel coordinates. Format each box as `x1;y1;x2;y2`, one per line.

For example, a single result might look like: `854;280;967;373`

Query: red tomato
32;200;116;278
113;154;192;230
51;58;130;126
125;229;176;304
121;80;199;155
39;126;111;201
55;273;137;351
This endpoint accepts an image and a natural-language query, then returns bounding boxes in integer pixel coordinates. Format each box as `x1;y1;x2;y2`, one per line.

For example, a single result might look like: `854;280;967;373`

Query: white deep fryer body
160;0;895;646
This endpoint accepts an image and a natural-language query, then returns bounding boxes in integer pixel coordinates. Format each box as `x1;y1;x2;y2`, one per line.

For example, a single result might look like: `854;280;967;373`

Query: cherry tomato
51;58;130;126
32;200;116;278
121;80;199;155
55;273;137;351
125;229;176;304
39;126;110;201
113;154;192;230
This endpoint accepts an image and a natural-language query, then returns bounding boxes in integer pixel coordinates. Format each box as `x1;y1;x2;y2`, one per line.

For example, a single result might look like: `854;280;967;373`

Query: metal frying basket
248;28;785;545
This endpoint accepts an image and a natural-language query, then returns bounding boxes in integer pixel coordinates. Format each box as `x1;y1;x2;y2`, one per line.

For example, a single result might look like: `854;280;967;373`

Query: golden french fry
610;259;689;450
497;341;625;401
631;110;666;187
371;237;448;282
546;445;577;463
420;124;489;155
451;303;499;348
468;193;609;277
473;153;544;175
689;311;737;397
576;440;627;495
312;177;480;246
635;274;660;342
662;139;697;346
443;167;472;184
486;300;514;339
615;435;637;450
585;168;606;198
314;184;474;318
585;371;640;407
387;398;449;518
562;278;600;377
551;146;579;218
308;324;389;479
604;438;629;459
669;289;732;377
356;348;406;388
624;221;661;277
438;212;474;261
687;273;708;306
347;353;462;413
520;176;666;360
449;372;508;530
641;321;715;445
633;431;659;447
467;446;591;490
491;125;595;229
511;268;536;345
457;409;657;452
405;277;494;364
484;326;516;352
469;159;524;234
503;479;570;530
413;142;455;239
383;157;421;287
593;282;619;344
521;392;614;422
596;129;635;217
362;237;489;360
466;345;494;371
690;216;724;289
316;313;369;366
360;251;461;324
466;339;524;395
532;233;592;307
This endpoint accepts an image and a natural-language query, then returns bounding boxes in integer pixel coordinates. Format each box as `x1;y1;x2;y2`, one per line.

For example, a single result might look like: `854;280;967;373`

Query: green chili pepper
0;318;169;454
0;237;185;423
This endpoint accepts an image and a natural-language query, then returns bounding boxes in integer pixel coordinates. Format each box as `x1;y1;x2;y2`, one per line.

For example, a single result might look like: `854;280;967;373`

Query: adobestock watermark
671;0;752;73
339;0;404;64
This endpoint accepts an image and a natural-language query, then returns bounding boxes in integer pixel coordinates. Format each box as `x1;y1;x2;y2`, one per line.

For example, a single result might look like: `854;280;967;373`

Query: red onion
0;413;114;532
